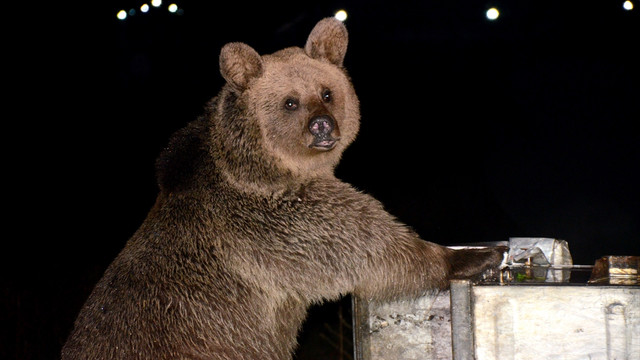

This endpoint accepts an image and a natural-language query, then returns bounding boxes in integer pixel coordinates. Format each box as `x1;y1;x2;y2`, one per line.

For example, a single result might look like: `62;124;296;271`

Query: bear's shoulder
155;115;212;194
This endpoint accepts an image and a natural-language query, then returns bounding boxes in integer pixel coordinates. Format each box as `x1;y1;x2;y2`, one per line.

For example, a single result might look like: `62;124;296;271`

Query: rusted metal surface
589;255;640;285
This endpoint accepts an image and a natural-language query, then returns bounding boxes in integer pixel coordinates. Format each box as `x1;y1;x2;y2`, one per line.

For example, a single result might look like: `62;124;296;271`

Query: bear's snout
309;115;334;136
308;115;340;150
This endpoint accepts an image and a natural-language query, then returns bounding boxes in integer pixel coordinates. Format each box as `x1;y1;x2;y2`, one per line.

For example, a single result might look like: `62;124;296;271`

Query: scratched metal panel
354;284;640;360
353;291;453;360
470;285;640;360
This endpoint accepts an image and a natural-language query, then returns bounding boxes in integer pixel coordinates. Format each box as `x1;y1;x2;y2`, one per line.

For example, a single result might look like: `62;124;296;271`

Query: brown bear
62;17;505;360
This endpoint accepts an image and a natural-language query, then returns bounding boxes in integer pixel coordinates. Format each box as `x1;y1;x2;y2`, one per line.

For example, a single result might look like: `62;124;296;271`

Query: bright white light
117;9;127;20
141;4;150;13
486;7;500;20
168;4;178;13
334;9;348;22
151;0;162;7
623;1;634;10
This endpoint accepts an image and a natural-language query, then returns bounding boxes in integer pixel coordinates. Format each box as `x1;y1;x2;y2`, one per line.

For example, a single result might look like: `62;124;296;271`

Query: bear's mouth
309;137;340;150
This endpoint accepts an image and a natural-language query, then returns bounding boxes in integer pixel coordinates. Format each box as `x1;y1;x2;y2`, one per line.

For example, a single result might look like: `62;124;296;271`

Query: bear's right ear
219;42;263;91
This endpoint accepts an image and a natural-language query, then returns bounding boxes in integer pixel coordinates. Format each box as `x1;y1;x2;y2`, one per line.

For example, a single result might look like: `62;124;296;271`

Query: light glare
141;4;150;13
151;0;162;7
623;1;634;10
486;7;500;20
117;10;127;20
168;4;178;13
334;9;348;21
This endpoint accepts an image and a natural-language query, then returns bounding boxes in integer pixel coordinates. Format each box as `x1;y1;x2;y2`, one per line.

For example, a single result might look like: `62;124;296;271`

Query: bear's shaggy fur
62;18;504;360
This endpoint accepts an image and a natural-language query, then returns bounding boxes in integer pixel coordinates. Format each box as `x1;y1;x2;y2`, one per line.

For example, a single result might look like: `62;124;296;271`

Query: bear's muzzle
308;115;340;150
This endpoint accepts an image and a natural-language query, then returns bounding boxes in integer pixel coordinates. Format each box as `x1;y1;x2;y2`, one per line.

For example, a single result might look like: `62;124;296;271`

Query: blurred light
168;3;178;13
117;9;127;20
128;8;136;16
623;1;634;10
140;4;150;13
486;7;500;20
151;0;162;7
334;9;348;21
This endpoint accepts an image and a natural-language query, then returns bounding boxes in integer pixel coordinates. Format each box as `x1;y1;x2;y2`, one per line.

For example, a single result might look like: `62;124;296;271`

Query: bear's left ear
305;17;348;67
220;42;264;91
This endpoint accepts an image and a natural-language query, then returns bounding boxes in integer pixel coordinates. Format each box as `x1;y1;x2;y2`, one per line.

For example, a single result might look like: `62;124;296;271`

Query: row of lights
335;3;635;23
485;1;633;21
118;2;634;21
117;0;182;20
118;5;337;22
336;2;634;23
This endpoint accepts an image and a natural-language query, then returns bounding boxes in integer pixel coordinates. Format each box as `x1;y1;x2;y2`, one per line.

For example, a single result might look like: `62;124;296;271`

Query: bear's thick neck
211;90;301;197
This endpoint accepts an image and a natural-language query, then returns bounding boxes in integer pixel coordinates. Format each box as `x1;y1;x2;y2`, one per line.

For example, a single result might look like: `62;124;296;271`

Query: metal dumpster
352;240;639;360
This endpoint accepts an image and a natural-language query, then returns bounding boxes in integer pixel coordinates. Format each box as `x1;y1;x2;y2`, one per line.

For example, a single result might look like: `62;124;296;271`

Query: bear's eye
322;89;332;103
284;98;299;111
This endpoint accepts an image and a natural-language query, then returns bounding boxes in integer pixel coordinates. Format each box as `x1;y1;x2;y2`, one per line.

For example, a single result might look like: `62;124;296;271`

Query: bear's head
218;18;360;180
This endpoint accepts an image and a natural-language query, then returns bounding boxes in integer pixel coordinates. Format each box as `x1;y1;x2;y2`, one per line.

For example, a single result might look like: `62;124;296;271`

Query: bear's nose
308;115;334;136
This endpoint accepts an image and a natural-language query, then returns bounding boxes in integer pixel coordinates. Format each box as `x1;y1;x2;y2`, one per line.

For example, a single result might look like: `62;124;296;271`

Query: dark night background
4;0;639;359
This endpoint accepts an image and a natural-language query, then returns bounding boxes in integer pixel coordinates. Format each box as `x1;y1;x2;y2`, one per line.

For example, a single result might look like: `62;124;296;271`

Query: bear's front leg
351;227;506;302
234;181;507;304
